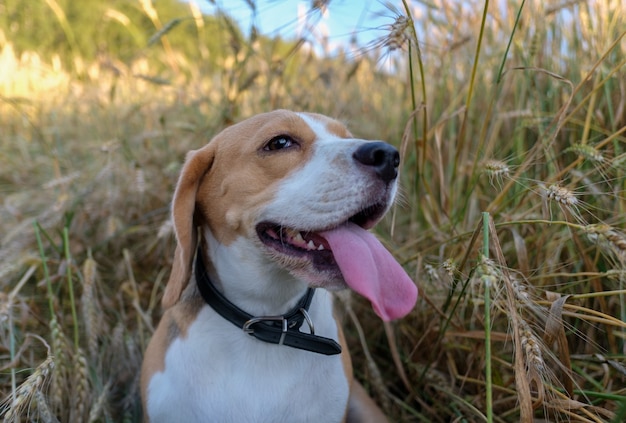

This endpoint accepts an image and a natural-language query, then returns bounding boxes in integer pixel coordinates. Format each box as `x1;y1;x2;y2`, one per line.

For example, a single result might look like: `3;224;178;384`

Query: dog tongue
320;222;417;321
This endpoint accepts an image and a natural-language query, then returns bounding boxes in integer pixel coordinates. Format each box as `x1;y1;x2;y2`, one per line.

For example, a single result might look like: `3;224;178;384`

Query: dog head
162;110;417;320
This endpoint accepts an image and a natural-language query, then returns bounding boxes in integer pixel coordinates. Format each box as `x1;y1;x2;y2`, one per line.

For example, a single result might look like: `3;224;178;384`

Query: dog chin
290;266;348;291
269;251;348;291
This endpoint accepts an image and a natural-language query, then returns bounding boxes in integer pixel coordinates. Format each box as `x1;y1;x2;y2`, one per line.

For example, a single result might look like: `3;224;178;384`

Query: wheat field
1;0;625;422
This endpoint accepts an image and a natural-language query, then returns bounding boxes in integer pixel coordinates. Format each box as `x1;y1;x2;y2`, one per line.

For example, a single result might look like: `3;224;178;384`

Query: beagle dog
140;110;418;422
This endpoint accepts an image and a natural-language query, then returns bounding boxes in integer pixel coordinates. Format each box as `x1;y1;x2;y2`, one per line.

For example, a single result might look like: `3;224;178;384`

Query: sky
194;0;400;53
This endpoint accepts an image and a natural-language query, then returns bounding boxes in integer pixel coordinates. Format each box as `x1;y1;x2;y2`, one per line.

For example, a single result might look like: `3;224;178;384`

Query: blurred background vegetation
1;0;249;67
1;0;625;422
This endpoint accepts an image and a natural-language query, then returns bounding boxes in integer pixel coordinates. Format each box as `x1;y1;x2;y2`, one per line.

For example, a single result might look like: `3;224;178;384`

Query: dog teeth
275;226;327;251
293;232;305;244
283;228;299;238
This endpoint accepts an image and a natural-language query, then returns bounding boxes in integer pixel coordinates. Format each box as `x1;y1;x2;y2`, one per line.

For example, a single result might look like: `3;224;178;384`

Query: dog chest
145;305;350;422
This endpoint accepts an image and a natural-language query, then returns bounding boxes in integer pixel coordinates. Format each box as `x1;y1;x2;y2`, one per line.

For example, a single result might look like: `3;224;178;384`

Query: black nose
352;142;400;183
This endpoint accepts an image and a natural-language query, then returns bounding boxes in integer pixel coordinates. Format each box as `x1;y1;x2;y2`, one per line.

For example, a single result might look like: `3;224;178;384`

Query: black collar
195;251;342;356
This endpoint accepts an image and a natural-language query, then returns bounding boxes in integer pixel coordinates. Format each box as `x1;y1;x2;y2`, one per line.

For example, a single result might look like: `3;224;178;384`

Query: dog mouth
255;200;418;321
255;202;387;271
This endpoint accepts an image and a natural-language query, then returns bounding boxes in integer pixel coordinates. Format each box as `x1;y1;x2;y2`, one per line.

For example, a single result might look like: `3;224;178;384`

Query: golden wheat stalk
519;320;545;373
482;159;511;179
88;382;111;423
48;316;68;413
544;184;578;207
81;256;100;359
584;224;626;262
384;16;411;51
34;389;59;423
565;143;605;163
2;354;54;422
71;347;91;422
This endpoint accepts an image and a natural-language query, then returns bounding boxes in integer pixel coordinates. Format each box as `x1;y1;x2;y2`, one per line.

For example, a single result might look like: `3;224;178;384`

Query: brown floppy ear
162;143;215;309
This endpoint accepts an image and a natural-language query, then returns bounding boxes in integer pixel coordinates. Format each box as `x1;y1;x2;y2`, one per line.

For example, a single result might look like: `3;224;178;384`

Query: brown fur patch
195;110;336;245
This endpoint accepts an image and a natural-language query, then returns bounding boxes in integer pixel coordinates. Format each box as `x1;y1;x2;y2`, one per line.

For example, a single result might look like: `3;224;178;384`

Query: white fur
146;286;349;422
266;114;397;232
203;229;310;315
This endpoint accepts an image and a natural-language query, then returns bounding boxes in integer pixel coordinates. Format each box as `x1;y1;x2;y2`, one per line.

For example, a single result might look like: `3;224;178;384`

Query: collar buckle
242;307;317;347
298;308;315;335
243;316;288;345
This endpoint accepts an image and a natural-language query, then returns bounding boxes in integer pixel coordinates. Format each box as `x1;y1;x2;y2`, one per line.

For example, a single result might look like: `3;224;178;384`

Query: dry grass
1;0;625;422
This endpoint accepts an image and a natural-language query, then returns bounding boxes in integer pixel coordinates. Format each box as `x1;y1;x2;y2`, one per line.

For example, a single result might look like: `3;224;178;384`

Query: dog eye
264;135;296;151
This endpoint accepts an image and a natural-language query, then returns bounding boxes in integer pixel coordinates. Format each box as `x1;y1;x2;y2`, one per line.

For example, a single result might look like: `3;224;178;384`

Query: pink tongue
320;222;417;321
